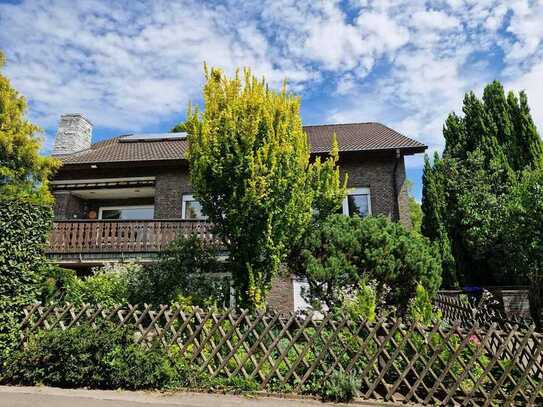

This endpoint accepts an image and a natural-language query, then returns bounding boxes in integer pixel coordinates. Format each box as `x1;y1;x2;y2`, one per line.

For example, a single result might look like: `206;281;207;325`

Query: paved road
0;386;398;406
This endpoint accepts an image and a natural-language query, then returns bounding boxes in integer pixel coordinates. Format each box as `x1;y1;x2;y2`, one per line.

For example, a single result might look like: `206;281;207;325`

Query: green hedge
0;197;52;361
1;323;187;389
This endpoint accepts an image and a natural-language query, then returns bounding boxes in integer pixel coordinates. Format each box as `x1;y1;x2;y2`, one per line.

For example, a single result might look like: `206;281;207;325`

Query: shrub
71;262;142;307
130;235;230;307
36;264;81;304
2;323;129;387
0;198;52;362
37;262;143;307
321;371;360;402
407;283;442;326
103;343;185;390
339;279;377;322
2;323;185;390
298;214;442;311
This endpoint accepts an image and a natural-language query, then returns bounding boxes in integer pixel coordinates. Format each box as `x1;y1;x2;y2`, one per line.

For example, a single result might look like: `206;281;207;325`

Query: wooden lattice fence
434;292;535;331
20;304;543;406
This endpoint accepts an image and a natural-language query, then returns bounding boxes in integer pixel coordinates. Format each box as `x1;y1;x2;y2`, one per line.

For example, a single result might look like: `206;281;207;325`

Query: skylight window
120;132;187;142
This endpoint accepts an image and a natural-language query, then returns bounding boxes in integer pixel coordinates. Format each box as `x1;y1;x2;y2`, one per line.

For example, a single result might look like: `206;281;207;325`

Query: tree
171;121;186;133
406;180;422;233
185;66;345;308
503;169;543;328
298;214;442;311
421;81;543;286
0;51;59;204
421;154;456;286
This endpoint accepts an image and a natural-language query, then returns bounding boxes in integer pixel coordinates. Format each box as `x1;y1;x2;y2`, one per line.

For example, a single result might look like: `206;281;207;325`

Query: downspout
392;149;401;222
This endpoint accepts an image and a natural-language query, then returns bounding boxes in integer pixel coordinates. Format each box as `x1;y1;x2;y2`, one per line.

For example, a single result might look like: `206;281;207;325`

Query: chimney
53;114;92;155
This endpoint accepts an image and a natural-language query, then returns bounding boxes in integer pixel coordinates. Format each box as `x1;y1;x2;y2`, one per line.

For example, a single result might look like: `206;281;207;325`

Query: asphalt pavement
0;386;401;406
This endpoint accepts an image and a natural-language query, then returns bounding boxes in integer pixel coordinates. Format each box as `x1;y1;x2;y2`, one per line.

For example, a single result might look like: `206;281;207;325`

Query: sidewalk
0;386;404;406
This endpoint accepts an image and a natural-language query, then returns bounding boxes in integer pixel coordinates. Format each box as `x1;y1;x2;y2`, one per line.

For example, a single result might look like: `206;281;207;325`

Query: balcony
46;220;214;265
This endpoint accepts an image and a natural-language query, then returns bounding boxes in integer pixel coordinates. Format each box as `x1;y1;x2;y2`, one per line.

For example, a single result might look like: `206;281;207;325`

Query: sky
1;0;543;200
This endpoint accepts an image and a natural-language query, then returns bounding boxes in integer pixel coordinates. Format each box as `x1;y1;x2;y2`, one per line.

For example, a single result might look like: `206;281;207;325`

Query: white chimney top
53;114;92;155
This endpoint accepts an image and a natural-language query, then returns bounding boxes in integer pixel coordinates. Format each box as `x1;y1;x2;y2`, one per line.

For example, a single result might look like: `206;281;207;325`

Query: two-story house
48;113;426;312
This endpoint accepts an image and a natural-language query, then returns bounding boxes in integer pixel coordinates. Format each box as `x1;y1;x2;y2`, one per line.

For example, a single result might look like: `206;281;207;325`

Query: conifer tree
186;66;345;308
422;81;543;286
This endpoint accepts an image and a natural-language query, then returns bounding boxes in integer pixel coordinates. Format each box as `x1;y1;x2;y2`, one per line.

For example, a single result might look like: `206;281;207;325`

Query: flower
469;334;481;346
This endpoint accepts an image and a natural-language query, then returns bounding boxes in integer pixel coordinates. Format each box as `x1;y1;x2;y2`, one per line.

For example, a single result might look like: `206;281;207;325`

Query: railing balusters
46;220;213;254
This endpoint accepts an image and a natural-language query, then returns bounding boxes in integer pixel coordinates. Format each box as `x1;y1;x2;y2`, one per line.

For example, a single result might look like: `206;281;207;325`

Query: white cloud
507;60;543;135
411;10;459;31
1;0;542;169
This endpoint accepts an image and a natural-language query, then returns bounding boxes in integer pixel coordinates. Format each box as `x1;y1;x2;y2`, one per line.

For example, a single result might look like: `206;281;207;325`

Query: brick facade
340;154;410;228
154;168;191;218
51;152;412;312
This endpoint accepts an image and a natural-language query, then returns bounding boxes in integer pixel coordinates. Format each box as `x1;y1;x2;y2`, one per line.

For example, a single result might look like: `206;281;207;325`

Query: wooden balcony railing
47;220;214;254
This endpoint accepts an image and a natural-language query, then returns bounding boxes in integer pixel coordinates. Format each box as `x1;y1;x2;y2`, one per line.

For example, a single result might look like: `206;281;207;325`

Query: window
182;194;207;220
342;187;371;217
98;206;154;220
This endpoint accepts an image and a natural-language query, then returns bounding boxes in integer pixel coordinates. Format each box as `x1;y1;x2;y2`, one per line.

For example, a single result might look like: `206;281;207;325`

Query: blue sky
1;0;543;200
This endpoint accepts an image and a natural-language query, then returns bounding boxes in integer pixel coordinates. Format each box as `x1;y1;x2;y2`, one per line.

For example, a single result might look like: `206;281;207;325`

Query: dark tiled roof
56;136;188;164
56;122;426;165
304;122;426;153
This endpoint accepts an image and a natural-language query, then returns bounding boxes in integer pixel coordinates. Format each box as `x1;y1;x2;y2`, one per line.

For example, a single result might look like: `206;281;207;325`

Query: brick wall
154;168;191;218
340;154;411;228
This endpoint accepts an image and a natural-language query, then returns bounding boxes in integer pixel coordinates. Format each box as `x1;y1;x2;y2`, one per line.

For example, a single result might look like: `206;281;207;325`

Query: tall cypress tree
422;81;543;287
421;154;457;287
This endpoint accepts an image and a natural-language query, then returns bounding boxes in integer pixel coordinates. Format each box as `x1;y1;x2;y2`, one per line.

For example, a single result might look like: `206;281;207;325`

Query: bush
298;214;442;311
0;198;52;362
2;323;185;390
71;262;142;307
407;283;442;326
130;235;230;307
321;371;360;402
37;236;229;309
104;343;185;390
339;279;377;322
36;262;143;307
36;264;81;304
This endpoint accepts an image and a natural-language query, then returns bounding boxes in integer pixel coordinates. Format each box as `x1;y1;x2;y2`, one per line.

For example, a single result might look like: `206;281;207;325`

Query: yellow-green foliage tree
186;66;345;308
0;51;59;204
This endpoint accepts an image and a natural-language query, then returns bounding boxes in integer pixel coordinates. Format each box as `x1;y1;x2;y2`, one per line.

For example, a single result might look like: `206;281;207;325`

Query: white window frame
342;187;372;217
98;205;154;220
182;194;208;220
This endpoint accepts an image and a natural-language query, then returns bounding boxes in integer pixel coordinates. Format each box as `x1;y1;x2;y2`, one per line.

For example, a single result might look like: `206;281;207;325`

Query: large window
182;194;207;220
98;206;154;220
342;187;371;217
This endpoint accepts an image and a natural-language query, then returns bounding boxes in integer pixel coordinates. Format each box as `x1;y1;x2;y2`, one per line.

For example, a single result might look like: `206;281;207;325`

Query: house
48;113;427;312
